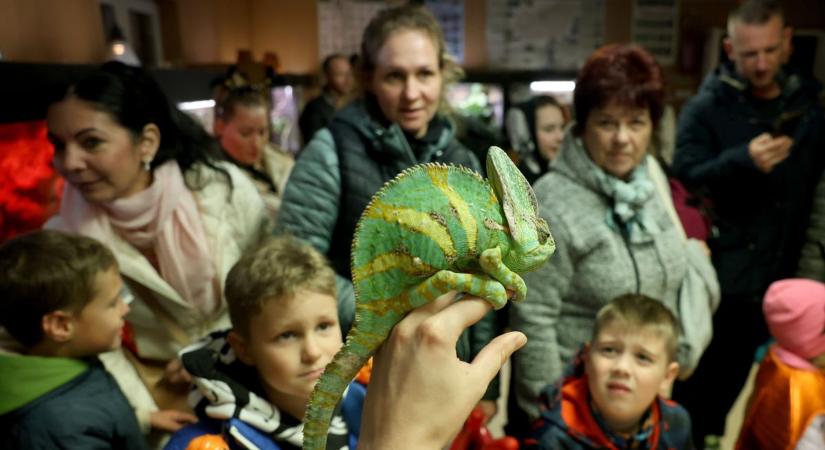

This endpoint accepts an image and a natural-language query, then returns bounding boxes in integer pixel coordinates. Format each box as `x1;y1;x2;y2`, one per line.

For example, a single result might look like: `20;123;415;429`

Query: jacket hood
0;353;88;414
700;60;822;106
539;373;665;450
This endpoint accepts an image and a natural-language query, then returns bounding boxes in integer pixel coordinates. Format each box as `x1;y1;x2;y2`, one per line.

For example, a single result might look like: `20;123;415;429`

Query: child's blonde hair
0;230;117;347
226;236;336;338
592;294;681;362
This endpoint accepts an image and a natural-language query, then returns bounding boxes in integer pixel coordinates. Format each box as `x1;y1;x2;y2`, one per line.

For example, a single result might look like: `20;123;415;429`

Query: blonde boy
168;236;361;450
0;230;145;449
531;294;693;450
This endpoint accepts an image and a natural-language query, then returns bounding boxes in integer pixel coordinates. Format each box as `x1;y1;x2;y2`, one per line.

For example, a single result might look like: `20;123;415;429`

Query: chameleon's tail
303;326;386;450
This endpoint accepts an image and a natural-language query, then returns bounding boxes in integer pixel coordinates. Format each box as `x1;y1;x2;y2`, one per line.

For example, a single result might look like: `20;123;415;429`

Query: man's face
725;15;788;93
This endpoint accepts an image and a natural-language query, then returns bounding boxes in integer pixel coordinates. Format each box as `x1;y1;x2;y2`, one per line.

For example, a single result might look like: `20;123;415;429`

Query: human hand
477;399;499;424
748;132;793;173
149;409;197;432
696;240;711;257
357;291;527;450
162;357;192;387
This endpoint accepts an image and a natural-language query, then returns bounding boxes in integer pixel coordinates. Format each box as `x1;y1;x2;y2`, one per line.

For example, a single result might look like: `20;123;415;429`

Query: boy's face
585;323;678;433
69;266;130;356
231;290;342;415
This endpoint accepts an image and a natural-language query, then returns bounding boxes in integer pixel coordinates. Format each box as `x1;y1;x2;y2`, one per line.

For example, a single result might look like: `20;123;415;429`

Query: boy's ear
660;361;680;393
41;310;76;343
227;330;254;366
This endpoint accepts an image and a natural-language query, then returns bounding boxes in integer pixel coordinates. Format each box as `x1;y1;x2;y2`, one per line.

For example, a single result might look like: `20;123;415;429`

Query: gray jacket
510;132;716;419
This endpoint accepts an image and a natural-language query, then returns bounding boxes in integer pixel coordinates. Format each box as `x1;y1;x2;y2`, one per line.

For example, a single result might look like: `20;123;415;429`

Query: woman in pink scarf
44;62;270;439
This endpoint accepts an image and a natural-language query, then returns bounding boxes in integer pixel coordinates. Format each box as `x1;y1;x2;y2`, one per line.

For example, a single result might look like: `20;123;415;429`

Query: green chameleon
302;146;555;449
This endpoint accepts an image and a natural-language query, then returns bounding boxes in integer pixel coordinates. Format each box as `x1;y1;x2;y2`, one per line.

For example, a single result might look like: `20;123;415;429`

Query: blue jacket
165;384;365;450
0;356;146;450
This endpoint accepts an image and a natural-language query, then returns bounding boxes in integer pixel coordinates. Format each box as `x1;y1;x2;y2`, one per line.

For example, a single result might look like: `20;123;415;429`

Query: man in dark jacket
671;0;825;445
298;54;354;145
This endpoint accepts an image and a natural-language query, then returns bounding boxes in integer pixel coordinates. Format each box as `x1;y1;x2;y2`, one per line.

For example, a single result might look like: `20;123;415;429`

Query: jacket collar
335;98;455;164
552;375;664;450
703;60;820;108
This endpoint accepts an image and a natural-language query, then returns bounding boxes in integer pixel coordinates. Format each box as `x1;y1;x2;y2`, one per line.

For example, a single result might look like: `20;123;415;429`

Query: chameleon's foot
479;247;527;302
412;270;508;309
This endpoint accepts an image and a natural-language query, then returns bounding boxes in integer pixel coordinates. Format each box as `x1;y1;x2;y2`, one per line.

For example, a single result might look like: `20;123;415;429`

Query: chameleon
302;146;556;450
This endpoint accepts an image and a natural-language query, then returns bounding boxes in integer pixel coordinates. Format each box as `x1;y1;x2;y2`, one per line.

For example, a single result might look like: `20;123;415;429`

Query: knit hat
763;278;825;360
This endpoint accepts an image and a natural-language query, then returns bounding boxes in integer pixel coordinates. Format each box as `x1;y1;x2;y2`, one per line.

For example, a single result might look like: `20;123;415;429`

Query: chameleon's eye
536;218;551;244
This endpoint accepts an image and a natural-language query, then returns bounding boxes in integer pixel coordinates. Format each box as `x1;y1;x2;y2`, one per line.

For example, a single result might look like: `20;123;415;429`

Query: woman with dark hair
214;86;294;220
510;44;718;421
510;95;569;184
44;62;270;435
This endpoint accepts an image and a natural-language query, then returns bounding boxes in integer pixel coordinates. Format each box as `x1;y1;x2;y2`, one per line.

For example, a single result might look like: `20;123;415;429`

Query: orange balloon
186;434;229;450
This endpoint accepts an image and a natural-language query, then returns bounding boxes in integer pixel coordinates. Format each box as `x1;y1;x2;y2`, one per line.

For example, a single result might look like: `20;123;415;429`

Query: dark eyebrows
74;128;100;139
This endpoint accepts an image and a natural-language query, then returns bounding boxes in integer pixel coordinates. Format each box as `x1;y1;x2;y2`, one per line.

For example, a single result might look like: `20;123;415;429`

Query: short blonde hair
226;236;336;338
592;294;681;362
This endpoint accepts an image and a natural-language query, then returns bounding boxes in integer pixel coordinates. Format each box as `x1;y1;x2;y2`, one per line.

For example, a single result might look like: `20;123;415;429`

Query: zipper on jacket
615;212;641;294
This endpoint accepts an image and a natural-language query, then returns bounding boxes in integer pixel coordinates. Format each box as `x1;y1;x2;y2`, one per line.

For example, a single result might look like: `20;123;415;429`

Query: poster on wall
317;0;386;60
425;0;464;63
632;0;679;66
486;0;605;71
317;0;464;63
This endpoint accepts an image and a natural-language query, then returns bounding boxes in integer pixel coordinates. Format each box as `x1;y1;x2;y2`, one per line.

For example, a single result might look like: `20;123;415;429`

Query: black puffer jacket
673;62;825;299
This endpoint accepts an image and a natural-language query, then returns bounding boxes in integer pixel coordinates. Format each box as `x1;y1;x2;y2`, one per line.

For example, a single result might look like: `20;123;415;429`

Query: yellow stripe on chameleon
352;253;435;282
356;292;414;317
427;166;478;253
364;199;456;258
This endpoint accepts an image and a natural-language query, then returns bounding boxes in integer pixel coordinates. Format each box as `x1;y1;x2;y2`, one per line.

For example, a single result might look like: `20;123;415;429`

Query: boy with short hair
166;236;362;450
0;230;146;449
529;294;693;450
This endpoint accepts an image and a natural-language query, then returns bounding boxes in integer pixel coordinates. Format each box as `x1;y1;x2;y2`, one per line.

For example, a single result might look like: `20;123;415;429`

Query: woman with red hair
510;44;719;424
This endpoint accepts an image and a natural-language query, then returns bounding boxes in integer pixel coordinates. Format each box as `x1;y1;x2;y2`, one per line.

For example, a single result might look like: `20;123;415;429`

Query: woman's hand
477;400;499;423
162;357;192;387
149;409;197;432
358;291;527;450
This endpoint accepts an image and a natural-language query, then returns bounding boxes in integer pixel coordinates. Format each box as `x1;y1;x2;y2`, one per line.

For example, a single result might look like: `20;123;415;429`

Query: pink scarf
57;161;219;315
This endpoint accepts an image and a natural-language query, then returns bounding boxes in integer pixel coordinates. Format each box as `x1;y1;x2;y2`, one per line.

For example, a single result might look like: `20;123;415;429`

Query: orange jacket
736;346;825;450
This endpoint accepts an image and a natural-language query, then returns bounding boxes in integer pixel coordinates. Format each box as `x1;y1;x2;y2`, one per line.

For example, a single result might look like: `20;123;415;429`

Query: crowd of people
1;1;825;449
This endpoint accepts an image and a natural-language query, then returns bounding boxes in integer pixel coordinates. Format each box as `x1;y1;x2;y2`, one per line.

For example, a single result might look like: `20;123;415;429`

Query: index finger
753;132;773;145
422;295;496;345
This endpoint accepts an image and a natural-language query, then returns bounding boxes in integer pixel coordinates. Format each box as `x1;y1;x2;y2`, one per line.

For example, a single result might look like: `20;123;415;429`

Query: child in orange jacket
736;279;825;450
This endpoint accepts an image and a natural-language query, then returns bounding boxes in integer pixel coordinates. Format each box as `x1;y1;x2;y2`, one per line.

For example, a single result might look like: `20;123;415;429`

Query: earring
142;159;151;171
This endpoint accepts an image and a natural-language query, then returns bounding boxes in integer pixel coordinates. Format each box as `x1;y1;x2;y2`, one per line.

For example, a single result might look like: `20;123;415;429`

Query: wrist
359;425;446;450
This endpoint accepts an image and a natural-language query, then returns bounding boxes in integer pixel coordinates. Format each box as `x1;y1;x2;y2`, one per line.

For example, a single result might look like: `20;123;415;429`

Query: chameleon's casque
302;146;555;449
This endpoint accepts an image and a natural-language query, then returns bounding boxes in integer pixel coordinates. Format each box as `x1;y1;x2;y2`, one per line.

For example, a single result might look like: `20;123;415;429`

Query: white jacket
47;162;271;434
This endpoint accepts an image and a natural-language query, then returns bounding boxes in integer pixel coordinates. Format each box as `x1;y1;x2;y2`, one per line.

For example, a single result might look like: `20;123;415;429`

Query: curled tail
303;326;387;450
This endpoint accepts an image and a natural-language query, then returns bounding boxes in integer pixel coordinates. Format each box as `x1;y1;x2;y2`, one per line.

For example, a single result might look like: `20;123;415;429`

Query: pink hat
763;278;825;360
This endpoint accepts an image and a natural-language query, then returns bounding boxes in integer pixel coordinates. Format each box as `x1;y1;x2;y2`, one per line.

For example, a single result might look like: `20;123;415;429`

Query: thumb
470;331;527;384
754;132;772;143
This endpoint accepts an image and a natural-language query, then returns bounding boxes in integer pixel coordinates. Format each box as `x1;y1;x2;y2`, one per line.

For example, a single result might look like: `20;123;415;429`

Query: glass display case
446;82;505;129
